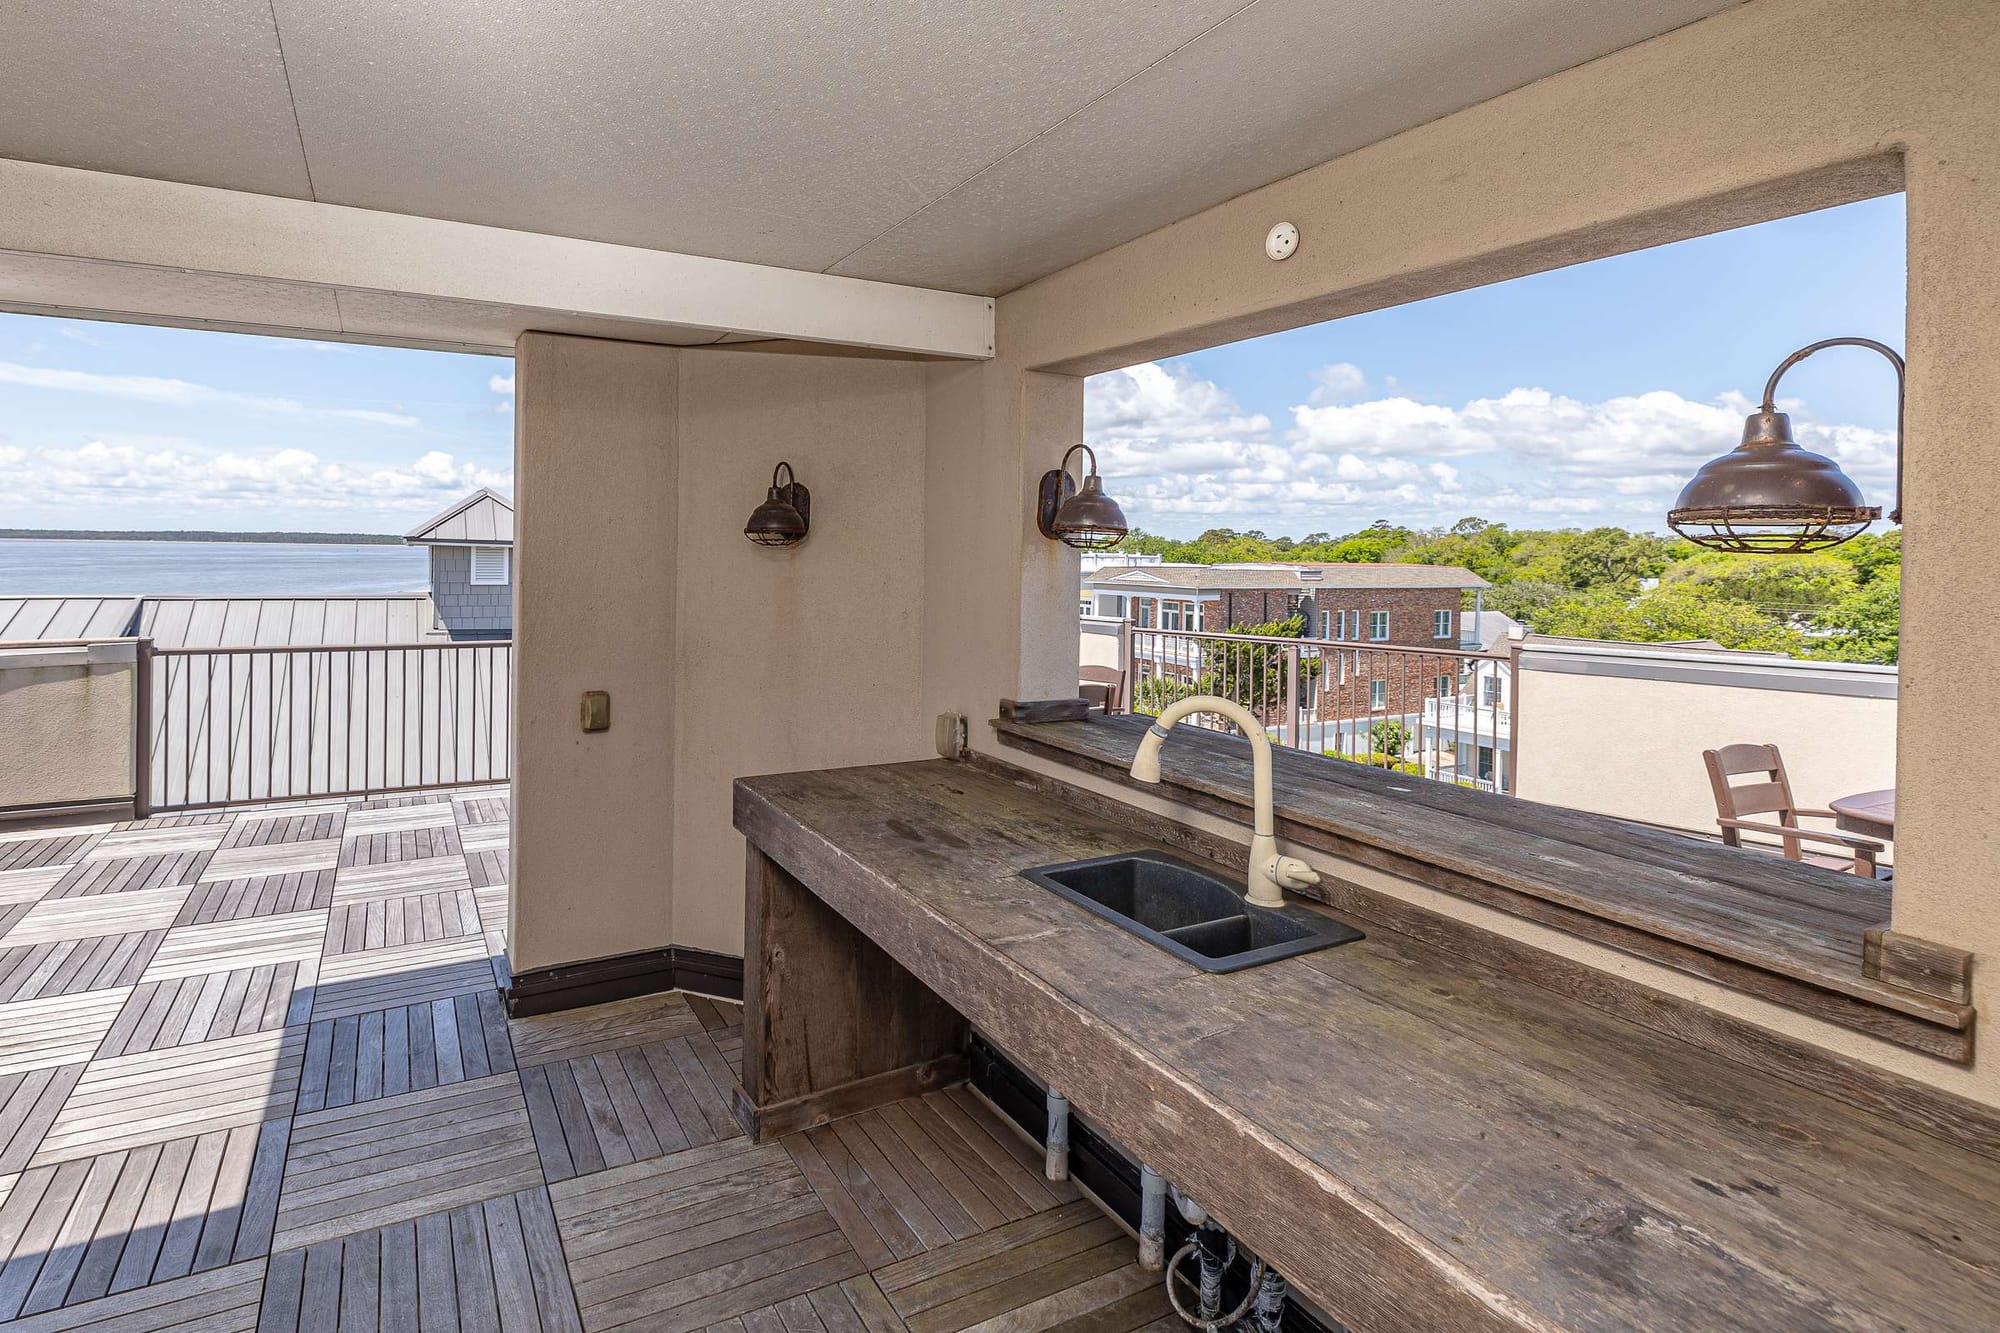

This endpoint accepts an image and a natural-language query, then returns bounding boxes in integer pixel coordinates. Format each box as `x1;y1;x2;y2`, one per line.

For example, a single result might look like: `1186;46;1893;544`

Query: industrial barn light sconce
743;461;810;548
1037;444;1129;551
1668;337;1902;554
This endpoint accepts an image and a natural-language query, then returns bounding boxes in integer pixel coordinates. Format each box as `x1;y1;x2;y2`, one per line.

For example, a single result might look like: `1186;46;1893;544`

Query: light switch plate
581;691;610;732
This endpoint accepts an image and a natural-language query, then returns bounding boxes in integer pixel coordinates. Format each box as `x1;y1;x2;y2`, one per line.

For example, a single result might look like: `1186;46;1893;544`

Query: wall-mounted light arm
1668;335;1901;554
1757;337;1903;523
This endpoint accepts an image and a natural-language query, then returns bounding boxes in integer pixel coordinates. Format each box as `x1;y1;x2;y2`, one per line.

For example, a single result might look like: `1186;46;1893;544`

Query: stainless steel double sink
1019;850;1362;973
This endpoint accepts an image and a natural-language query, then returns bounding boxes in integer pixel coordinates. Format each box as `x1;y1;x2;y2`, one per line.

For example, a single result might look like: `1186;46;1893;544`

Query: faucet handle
1273;856;1321;890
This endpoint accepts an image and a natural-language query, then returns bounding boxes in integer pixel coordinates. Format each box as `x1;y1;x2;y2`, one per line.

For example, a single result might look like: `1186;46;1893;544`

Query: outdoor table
1831;788;1896;842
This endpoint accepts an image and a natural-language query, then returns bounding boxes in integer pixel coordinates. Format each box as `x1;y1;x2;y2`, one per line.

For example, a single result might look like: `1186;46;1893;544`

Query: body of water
0;538;431;596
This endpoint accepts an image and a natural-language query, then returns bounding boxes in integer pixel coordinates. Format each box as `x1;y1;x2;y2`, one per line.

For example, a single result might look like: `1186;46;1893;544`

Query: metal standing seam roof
0;596;142;642
134;595;454;648
1086;563;1490;592
404;489;514;546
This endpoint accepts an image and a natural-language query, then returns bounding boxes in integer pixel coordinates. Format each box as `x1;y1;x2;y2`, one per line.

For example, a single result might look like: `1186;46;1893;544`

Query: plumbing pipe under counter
731;755;2000;1333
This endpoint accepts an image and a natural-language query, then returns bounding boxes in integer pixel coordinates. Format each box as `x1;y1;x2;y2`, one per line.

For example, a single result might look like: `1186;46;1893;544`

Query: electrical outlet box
580;690;611;732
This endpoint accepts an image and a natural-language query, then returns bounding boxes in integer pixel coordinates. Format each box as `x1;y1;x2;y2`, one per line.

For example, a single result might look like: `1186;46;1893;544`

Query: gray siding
429;545;513;637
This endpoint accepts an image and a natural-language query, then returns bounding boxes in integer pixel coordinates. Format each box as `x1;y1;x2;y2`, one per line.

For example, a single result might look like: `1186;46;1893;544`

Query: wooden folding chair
1701;743;1885;877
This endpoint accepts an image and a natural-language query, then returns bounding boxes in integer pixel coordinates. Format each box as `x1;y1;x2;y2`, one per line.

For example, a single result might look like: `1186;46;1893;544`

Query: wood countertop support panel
991;716;1971;1060
733;759;2000;1333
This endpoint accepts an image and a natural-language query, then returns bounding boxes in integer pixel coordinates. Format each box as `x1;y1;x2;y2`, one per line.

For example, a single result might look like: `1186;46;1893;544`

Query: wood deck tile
218;813;343;850
459;823;510;853
872;1202;1164;1333
257;1187;581;1333
296;990;515;1114
32;1028;306;1166
171;874;335;929
310;937;496;1023
703;1276;913;1333
97;962;316;1061
47;854;212;901
198;841;343;885
340;804;455;839
2;890;193;949
0;1066;84;1175
140;914;326;983
521;1033;743;1184
0;1256;265;1333
271;1072;541;1252
550;1138;867;1333
463;851;507;892
0;1119;286;1318
0;991;134;1076
0;834;102;875
331;857;474;904
0;933;165;1005
508;993;704;1069
453;797;509;828
0;868;71;906
82;827;226;863
322;889;483;956
338;826;464;870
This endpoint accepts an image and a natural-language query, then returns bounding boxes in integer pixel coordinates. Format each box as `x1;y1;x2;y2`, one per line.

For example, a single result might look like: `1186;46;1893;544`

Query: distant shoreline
0;530;403;545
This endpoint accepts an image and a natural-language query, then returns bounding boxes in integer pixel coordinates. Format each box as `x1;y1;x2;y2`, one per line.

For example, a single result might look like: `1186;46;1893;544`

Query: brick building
1083;562;1490;740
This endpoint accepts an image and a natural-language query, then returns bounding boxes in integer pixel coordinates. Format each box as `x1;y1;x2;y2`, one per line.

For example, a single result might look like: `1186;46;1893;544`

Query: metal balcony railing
139;640;513;812
1120;626;1516;793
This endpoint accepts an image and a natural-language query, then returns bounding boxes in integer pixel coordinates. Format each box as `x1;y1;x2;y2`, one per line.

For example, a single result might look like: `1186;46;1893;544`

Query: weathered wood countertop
734;757;2000;1333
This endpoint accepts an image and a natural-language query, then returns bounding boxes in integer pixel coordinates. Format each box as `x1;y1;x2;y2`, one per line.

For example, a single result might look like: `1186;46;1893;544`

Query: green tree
1556;526;1678;590
1530;583;1799;652
1369;718;1410;759
1804;570;1900;663
1662;551;1856;616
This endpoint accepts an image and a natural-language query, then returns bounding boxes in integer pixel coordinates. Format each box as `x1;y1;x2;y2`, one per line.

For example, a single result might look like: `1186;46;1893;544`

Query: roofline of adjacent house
1083;563;1490;591
404;487;515;544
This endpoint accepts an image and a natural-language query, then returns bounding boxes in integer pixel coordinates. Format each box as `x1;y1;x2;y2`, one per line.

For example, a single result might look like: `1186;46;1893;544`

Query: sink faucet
1129;695;1321;909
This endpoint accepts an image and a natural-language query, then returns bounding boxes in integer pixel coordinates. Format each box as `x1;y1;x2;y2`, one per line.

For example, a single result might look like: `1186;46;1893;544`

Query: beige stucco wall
670;352;933;954
511;333;679;972
0;642;135;812
986;0;2000;1103
511;337;943;967
1514;662;1897;843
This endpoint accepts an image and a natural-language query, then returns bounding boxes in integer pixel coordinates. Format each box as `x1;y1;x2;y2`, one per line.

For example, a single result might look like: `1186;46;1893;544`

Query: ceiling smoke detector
1264;222;1299;261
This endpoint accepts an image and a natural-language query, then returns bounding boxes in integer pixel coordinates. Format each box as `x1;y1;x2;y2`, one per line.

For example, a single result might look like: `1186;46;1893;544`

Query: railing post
1117;618;1133;714
1284;644;1300;750
132;637;153;818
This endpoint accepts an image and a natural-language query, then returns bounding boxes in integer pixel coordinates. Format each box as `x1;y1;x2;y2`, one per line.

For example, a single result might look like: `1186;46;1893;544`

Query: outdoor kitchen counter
733;756;2000;1333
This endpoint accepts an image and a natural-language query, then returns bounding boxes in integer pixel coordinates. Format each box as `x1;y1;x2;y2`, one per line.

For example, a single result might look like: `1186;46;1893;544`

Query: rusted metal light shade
1667;337;1900;555
744;461;810;548
1037;444;1129;551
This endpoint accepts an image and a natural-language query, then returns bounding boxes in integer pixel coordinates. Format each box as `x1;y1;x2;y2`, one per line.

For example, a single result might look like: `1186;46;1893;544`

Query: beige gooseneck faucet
1129;695;1321;908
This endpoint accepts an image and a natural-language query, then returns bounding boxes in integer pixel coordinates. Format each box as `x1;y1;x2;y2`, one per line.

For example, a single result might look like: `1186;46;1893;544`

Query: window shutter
470;547;510;585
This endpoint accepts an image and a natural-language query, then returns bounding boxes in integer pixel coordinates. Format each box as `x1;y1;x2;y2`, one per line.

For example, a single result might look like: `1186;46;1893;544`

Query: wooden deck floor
0;791;1168;1333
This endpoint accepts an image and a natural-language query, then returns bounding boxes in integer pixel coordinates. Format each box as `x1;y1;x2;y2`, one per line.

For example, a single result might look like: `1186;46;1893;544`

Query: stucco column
1890;128;2000;997
921;355;1085;742
510;332;680;974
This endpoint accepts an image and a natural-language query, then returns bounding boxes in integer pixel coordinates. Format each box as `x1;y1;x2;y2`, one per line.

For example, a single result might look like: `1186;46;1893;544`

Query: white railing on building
1119;626;1516;793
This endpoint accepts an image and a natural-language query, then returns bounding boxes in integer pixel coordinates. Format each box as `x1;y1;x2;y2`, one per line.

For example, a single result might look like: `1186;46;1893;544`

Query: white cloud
1086;360;1893;534
0;362;419;427
488;374;514;395
0;437;510;517
1306;362;1366;405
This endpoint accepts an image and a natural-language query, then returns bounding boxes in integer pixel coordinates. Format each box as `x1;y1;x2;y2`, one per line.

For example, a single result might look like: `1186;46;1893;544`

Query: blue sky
0;323;513;532
1085;193;1905;537
0;193;1901;536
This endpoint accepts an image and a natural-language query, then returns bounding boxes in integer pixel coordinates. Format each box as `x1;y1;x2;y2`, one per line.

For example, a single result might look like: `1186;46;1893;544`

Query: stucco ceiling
1;1;1741;297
